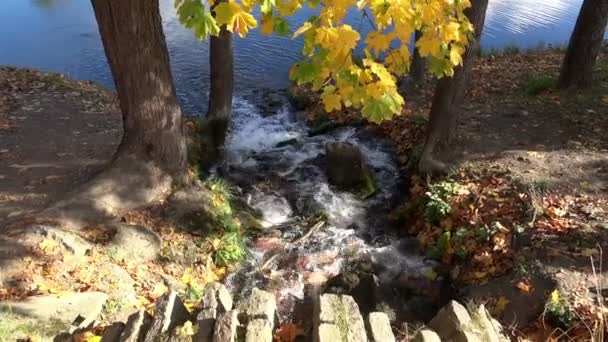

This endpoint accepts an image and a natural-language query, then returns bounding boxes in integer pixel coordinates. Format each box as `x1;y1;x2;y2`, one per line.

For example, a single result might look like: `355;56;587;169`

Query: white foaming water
223;95;435;316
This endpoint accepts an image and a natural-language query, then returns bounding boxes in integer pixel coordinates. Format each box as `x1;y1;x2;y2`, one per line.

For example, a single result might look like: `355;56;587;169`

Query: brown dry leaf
274;323;305;342
516;280;532;294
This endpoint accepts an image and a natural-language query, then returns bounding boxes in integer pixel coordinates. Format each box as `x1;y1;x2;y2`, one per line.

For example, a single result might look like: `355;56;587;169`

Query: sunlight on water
486;0;578;36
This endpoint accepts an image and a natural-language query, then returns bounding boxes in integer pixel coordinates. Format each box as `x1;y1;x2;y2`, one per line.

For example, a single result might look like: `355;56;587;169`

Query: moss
356;169;377;199
525;74;556;95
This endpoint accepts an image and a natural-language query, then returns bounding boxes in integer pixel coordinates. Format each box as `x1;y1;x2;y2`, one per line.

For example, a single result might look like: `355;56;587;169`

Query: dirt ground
0;67;121;227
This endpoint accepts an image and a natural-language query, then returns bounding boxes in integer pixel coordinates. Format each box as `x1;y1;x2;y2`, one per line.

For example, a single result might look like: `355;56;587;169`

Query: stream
217;93;442;323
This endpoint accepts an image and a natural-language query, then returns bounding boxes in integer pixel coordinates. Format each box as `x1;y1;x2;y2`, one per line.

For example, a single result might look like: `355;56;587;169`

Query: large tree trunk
42;0;187;229
418;0;489;174
410;30;426;85
200;4;234;169
558;0;608;89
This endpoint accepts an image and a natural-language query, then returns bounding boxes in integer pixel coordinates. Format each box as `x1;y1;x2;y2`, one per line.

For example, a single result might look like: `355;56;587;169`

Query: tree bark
92;0;187;178
200;3;234;169
558;0;608;89
41;0;187;229
419;0;489;174
410;30;426;85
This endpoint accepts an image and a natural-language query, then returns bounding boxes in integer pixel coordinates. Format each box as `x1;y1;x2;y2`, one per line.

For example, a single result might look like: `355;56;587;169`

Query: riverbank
302;47;608;339
1;46;607;341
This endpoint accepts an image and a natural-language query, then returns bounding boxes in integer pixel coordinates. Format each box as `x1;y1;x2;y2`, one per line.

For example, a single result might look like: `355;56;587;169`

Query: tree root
39;151;174;231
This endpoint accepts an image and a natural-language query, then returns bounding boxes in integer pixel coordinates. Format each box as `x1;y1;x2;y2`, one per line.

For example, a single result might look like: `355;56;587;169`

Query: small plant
214;231;246;266
425;181;458;223
545;290;573;329
525;74;556;95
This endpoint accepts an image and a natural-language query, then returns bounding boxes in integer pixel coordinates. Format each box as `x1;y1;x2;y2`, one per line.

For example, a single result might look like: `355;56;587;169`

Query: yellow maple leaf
365;31;395;56
321;92;342;112
178;321;196;337
214;1;258;38
449;45;464;66
441;22;461;42
416;33;442;57
293;22;313;39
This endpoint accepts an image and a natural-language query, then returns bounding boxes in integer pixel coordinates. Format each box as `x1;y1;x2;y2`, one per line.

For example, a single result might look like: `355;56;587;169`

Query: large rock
366;312;395;342
428;300;471;339
28;225;93;256
239;288;276;342
325;142;376;197
108;224;161;262
144;291;191;342
195;282;234;342
428;301;508;342
413;329;441;342
212;310;239;342
119;310;152;342
0;292;107;326
314;294;367;342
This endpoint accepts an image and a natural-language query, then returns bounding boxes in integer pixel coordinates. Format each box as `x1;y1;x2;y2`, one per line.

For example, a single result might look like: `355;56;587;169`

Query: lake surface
0;0;589;113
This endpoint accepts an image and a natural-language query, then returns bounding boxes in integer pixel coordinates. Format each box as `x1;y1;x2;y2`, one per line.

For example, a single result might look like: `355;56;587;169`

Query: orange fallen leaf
516;280;532;294
274;323;305;342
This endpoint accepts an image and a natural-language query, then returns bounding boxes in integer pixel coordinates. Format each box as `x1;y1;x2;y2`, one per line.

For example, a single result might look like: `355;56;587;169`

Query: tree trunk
410;30;426;84
558;0;608;89
200;3;234;169
92;0;187;177
418;0;489;174
42;0;187;229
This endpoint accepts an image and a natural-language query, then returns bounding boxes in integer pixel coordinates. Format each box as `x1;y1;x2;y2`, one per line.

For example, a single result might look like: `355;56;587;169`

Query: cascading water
219;94;441;322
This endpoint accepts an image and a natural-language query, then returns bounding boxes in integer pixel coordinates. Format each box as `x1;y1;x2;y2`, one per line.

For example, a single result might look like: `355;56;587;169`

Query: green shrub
215;231;246;266
525;75;556;95
545;290;573;329
503;44;520;55
425;181;458;223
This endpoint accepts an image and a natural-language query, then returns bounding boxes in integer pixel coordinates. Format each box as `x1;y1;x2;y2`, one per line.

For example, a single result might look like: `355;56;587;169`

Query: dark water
0;0;590;113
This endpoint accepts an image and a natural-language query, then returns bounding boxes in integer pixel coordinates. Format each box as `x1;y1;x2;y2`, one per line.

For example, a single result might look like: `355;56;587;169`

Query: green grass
525;74;556;95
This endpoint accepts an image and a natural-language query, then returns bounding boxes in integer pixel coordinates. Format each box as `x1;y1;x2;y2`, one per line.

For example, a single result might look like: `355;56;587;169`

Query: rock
108;224;161;262
275;138;298;148
0;292;107;326
144;291;191;342
212;310;238;342
325;142;376;197
29;225;93;256
195;308;216;342
366;312;395;342
239;288;276;322
101;322;125;341
245;318;273;342
428;300;471;339
287;84;313;110
194;282;233;342
96;263;138;315
314;294;367;342
120;310;152;342
413;329;441;342
468;304;507;342
166;185;216;234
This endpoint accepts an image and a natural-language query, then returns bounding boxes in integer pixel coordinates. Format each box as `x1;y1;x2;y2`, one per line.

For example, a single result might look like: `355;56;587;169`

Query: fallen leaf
274;323;305;342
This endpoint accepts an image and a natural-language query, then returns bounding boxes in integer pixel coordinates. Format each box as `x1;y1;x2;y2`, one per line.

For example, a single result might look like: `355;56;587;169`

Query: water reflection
0;0;596;112
32;0;72;10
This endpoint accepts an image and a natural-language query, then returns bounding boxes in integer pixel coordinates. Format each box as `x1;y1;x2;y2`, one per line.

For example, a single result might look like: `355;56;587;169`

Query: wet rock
366;312;395;342
314;294;367;342
275;138;298;148
0;292;107;326
144;291;191;342
325;142;376;197
29;225;92;256
254;88;286;116
213;310;239;342
195;308;216;342
413;329;441;342
245;318;273;342
108;224;161;262
287;84;313;110
428;300;471;339
120;310;152;342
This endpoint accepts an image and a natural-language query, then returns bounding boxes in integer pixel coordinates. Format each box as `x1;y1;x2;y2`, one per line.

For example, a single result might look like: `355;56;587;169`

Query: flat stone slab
0;292;107;325
109;224;161;262
315;294;367;342
367;312;395;342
